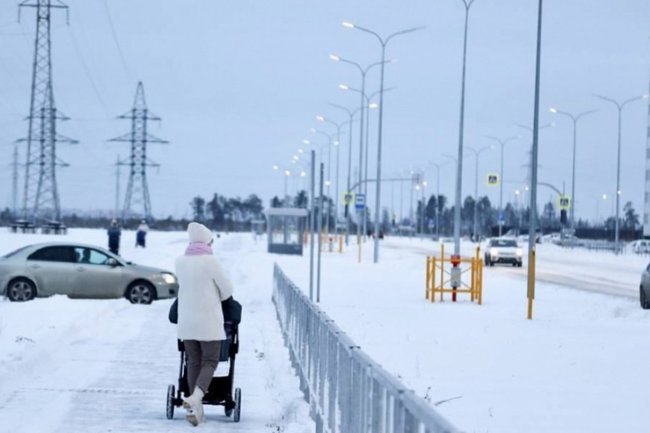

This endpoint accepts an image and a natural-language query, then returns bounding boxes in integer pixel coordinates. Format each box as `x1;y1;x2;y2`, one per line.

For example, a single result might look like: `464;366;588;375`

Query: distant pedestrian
136;220;149;248
107;219;121;255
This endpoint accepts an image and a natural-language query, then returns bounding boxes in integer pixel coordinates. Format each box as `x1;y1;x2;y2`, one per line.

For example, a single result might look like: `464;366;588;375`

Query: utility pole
18;0;76;223
109;82;167;222
12;145;19;218
640;45;650;239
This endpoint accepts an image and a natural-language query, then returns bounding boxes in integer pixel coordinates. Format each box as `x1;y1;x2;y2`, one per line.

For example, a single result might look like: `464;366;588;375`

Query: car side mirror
106;258;119;267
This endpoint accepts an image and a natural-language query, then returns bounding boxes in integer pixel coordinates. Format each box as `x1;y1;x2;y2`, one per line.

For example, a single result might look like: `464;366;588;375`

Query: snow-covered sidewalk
0;229;313;433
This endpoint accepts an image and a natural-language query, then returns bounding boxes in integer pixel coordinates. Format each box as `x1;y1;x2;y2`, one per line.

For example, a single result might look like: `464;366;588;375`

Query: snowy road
381;237;642;299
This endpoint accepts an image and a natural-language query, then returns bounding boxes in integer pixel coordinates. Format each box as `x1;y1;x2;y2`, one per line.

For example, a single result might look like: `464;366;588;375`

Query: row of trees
190;194;265;231
0;189;641;240
269;190;642;240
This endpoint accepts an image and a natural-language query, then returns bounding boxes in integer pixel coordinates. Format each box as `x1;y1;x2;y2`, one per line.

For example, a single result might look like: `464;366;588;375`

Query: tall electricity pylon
110;82;167;221
18;0;76;223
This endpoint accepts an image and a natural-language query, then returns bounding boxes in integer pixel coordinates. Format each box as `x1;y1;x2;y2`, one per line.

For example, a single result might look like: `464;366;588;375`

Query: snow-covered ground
1;229;649;433
0;229;313;433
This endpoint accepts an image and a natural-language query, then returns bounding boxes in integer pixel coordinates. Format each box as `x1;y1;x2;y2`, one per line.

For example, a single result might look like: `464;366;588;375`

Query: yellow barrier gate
304;231;345;253
425;245;483;304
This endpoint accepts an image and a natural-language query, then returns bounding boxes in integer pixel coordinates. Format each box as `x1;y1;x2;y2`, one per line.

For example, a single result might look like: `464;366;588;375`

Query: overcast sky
0;0;649;222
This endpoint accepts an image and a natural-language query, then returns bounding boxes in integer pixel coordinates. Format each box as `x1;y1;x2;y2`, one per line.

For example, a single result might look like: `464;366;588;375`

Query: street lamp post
339;84;391;241
596;193;608;224
272;164;292;206
415;180;427;239
289;154;309;198
316;115;348;237
443;154;459;239
429;163;446;240
549;107;597;230
595;93;648;253
465;145;491;241
311;128;334;238
452;0;477;257
516;122;553;212
486;135;517;236
342;21;424;263
331;55;390;246
329;103;361;245
527;0;545;320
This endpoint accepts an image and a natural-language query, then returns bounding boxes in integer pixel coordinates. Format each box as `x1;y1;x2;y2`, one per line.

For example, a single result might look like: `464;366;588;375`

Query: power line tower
18;0;76;223
110;82;167;222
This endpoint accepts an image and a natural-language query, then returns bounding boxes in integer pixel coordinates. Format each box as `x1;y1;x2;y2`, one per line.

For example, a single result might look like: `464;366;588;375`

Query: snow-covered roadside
274;235;650;433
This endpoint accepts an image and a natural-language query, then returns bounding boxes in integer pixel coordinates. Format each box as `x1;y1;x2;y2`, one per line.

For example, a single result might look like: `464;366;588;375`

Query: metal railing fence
272;264;462;433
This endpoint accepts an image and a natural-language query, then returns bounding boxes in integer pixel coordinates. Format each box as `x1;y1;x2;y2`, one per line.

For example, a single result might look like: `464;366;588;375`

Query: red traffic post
450;254;461;302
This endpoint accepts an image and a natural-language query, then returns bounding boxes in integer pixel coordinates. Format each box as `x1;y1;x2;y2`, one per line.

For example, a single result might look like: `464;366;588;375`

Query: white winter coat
175;254;234;341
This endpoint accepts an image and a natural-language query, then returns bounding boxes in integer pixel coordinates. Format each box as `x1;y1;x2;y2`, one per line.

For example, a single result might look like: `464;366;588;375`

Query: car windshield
3;245;31;258
492;239;517;247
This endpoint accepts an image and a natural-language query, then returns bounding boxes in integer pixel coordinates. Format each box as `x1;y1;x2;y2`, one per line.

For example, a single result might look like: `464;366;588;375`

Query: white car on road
484;238;523;267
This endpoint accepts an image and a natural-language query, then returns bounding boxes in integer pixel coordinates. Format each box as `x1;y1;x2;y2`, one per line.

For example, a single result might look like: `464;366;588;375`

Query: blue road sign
355;193;365;210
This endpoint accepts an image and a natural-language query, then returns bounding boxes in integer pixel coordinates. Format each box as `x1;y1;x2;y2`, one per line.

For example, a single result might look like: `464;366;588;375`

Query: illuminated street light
594;93;649;253
342;20;424;263
549;106;597;230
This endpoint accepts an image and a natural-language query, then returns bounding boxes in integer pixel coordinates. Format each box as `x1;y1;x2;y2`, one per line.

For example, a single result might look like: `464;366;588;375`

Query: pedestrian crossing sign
486;173;500;186
558;196;571;210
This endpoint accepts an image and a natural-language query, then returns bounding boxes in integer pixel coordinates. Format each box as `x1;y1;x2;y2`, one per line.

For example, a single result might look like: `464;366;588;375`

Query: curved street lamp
310;128;336;238
342;20;425;263
329;103;362;245
338;83;388;239
465;145;492;241
549;107;597;231
331;55;392;245
316;115;348;235
272;164;293;206
594;93;649;252
485;134;518;236
515;122;553;213
425;161;450;240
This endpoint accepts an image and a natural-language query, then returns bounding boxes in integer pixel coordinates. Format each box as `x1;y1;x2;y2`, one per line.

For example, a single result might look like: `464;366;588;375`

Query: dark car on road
1;242;178;304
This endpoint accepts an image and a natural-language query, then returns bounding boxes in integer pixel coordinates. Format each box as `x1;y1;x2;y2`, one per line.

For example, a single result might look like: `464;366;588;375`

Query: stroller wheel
233;387;241;422
225;406;233;417
166;384;175;419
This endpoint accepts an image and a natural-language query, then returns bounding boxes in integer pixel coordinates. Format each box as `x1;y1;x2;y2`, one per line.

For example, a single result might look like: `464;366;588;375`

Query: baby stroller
166;303;242;422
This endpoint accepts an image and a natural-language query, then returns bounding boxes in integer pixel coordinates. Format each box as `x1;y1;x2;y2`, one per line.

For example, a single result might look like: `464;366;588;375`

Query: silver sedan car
0;242;178;304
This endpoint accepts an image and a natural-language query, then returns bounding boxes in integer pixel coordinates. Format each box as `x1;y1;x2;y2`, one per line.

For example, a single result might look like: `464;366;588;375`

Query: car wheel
126;281;156;305
7;278;36;302
641;285;650;310
517;261;523;268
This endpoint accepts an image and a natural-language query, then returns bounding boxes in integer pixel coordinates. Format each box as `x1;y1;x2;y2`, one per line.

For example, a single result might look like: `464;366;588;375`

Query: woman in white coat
175;222;234;426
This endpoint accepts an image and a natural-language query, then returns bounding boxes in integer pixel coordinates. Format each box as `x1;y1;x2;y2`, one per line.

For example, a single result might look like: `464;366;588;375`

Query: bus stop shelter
265;208;309;255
